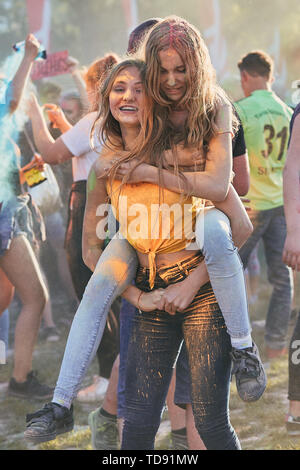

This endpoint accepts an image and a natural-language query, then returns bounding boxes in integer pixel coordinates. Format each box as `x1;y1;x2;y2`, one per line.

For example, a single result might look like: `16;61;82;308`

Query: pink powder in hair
168;23;175;47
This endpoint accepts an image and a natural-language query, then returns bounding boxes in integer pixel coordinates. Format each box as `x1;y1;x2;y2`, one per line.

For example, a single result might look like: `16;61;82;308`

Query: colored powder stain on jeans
99;258;132;283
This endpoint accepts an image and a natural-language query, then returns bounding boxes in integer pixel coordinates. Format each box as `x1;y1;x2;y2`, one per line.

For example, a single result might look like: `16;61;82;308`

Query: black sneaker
286;414;300;436
8;371;54;400
24;402;74;444
230;342;267;402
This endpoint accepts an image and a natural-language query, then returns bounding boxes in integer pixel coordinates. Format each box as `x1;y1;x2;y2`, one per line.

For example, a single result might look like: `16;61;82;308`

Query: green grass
1;254;300;451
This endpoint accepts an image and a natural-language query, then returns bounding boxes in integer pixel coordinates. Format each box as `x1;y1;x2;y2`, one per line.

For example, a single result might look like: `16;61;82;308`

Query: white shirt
61;111;102;182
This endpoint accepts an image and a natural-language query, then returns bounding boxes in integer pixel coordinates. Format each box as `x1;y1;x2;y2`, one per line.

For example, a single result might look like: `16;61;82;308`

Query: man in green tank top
235;50;293;359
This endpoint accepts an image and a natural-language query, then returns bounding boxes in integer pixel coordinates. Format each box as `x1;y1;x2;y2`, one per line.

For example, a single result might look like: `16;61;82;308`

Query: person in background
0;34;53;399
24;52;121;416
235;50;294;359
17;86;77;343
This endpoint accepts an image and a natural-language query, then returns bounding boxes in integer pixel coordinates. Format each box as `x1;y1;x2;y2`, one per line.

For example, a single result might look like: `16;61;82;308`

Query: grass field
0;249;300;451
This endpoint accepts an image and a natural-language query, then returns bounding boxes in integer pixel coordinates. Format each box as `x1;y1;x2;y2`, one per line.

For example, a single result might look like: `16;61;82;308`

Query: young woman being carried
24;17;265;446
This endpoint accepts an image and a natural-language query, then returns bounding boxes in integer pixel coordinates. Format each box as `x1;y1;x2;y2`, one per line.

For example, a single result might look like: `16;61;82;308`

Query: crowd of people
0;14;299;451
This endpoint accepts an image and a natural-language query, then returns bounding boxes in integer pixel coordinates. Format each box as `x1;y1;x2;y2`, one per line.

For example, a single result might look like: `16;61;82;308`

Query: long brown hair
90;59;165;192
138;15;238;150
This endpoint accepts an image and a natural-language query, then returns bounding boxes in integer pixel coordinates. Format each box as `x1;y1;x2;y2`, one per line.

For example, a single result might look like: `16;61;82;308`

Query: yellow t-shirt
108;180;198;288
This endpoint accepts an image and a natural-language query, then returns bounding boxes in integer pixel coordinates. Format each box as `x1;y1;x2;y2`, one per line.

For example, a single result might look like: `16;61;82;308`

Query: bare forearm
121;285;142;307
8;56;33;113
30;107;57;160
183;260;209;290
145;165;229;201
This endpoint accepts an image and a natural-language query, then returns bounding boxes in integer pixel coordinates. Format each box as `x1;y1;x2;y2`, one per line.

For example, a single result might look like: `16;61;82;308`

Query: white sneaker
76;375;109;403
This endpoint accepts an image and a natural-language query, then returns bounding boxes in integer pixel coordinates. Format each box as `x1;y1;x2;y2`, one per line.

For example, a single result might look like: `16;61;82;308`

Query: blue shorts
0;194;45;257
117;299;191;418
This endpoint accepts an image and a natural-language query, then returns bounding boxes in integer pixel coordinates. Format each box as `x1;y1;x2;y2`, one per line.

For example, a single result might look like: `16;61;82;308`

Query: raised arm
6;34;40;113
283;113;300;270
26;93;73;164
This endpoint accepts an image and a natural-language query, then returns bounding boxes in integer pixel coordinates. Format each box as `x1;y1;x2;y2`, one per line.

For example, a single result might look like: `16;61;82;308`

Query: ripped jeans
53;207;250;408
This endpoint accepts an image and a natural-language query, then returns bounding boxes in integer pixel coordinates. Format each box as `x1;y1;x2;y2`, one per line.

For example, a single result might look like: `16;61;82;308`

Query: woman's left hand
155;279;198;315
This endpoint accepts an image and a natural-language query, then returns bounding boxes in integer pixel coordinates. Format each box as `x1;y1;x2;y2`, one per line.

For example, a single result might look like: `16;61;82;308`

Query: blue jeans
118;207;250;415
52;208;250;408
239;205;293;350
52;235;138;407
118;299;136;418
200;207;251;340
118;301;192;415
121;256;241;450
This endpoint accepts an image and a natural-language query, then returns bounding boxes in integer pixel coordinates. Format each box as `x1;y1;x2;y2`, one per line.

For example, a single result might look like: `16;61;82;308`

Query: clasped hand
138;277;197;315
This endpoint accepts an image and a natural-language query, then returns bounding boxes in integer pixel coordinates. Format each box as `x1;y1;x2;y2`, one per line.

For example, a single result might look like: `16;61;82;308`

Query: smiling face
109;66;145;130
158;48;187;103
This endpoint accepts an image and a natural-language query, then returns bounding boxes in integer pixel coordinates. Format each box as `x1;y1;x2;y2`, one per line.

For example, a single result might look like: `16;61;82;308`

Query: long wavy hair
90;59;166;194
138;15;239;150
